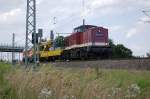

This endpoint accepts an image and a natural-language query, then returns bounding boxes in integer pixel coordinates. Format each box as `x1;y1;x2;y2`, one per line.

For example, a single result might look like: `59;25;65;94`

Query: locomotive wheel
79;51;88;60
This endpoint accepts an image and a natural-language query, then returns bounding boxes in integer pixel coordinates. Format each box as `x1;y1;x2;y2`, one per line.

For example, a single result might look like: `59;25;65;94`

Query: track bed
50;59;150;70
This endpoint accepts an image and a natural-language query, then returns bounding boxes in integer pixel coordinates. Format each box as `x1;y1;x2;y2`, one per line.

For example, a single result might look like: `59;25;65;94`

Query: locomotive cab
85;27;109;47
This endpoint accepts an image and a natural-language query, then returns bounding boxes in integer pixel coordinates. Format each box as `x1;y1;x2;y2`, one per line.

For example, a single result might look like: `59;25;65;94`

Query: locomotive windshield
74;25;97;32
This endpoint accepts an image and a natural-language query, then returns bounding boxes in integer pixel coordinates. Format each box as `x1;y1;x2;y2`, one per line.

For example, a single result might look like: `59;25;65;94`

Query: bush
109;39;133;58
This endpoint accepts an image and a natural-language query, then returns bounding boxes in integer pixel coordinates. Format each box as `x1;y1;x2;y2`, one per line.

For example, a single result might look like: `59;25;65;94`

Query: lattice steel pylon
25;0;37;67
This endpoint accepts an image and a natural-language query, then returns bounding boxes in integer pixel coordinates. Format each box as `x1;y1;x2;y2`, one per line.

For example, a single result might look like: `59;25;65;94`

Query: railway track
49;58;150;70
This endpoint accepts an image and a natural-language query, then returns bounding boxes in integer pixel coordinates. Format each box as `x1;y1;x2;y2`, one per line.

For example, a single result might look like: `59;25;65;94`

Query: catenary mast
25;0;37;67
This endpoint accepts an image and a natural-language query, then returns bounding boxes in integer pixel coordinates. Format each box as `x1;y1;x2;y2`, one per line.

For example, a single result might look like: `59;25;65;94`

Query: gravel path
51;59;150;70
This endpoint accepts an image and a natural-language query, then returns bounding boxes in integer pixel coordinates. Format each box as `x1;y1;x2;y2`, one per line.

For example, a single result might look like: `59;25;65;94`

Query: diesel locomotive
23;24;111;62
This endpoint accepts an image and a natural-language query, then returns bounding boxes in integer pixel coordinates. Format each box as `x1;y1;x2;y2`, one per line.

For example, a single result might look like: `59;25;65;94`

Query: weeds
137;79;150;89
95;66;103;79
0;63;150;99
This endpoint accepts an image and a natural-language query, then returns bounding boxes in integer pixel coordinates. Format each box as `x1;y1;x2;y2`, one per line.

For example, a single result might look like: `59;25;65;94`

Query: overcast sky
0;0;150;56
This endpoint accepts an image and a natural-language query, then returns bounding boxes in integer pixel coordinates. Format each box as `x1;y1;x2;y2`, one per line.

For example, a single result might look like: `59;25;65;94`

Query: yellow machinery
40;49;62;58
39;40;63;58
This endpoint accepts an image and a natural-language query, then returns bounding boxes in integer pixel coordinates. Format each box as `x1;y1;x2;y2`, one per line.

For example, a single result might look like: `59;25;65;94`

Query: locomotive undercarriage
24;46;111;62
62;46;111;60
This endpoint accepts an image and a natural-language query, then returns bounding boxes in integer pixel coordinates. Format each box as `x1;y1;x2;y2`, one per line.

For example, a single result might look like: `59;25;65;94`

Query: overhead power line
142;10;150;17
142;9;150;23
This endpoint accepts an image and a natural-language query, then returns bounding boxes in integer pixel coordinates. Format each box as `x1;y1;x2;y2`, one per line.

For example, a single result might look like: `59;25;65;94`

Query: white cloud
126;28;137;38
125;15;150;56
90;0;119;8
141;0;150;7
0;8;21;22
126;16;149;38
129;45;148;56
110;25;122;33
140;16;150;23
81;0;120;17
37;0;44;5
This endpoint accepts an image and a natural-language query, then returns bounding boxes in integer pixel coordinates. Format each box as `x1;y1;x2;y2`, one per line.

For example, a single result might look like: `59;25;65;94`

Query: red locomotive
23;24;111;62
62;25;111;60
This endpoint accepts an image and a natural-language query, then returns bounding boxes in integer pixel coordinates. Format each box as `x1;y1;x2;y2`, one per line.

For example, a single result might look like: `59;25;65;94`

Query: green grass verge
0;63;150;99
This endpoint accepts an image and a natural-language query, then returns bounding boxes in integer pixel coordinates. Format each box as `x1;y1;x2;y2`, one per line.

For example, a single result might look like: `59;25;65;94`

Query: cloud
0;8;21;22
37;0;44;5
126;28;137;38
0;0;24;13
89;0;119;8
141;0;150;7
110;25;122;33
124;15;150;56
140;16;150;22
126;16;149;38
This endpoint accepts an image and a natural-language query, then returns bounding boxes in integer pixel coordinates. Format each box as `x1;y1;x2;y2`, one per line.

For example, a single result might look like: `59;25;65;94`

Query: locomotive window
74;25;97;32
96;32;104;36
74;28;84;32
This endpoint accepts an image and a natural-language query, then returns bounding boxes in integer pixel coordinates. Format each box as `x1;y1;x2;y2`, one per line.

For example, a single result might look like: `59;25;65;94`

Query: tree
147;52;150;58
55;36;65;48
114;44;133;58
109;39;133;58
109;39;115;47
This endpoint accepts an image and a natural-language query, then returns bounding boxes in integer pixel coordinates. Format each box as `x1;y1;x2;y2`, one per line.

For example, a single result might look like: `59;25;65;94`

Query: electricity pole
82;0;85;25
25;0;37;67
12;33;15;65
82;0;86;32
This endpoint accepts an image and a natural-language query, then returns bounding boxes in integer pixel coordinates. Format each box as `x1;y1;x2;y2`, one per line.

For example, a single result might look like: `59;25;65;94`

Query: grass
0;62;150;99
0;62;16;99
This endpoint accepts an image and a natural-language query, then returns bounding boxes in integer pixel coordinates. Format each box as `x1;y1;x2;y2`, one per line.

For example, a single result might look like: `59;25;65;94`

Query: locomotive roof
74;25;98;30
